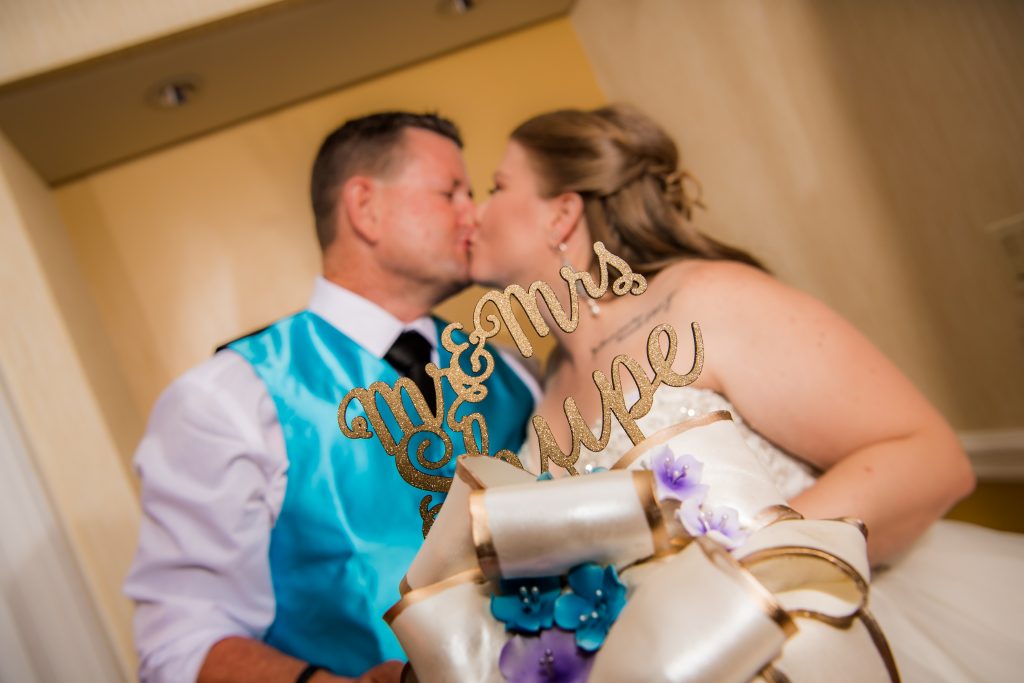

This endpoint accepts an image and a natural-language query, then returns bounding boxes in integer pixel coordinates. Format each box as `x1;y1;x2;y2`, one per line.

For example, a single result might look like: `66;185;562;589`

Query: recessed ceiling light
147;78;200;110
441;0;476;16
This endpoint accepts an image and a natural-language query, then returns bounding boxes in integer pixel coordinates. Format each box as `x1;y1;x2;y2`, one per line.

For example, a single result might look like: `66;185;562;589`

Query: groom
125;112;538;683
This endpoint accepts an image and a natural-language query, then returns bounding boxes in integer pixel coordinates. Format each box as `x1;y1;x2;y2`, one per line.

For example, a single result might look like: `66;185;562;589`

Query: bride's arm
673;261;974;565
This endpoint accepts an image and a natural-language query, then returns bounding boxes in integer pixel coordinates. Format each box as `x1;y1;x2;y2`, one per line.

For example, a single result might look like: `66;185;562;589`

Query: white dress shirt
124;277;539;683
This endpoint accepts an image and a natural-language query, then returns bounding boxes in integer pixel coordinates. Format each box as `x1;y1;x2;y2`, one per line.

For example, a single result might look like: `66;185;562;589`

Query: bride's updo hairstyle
511;105;764;274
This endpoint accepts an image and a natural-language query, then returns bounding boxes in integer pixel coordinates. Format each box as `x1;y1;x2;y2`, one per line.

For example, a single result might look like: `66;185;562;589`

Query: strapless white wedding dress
519;386;1024;682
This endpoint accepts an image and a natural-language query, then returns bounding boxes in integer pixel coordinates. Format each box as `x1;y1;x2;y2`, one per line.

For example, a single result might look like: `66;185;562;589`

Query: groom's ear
340;175;381;244
548;192;585;246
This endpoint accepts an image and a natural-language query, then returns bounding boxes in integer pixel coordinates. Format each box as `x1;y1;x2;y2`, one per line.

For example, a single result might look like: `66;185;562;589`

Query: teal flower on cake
553;564;627;651
491;576;562;633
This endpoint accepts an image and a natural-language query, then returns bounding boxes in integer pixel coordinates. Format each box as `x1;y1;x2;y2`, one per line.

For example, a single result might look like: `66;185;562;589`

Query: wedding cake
339;243;898;682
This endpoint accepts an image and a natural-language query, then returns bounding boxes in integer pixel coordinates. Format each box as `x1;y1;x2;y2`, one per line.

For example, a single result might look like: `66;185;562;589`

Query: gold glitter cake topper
338;241;703;533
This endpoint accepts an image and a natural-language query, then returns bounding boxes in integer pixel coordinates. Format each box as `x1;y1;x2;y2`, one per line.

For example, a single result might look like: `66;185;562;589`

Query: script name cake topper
338;241;703;533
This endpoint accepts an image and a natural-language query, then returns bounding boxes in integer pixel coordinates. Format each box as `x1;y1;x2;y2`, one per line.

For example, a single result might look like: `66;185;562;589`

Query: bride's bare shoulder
656;258;783;313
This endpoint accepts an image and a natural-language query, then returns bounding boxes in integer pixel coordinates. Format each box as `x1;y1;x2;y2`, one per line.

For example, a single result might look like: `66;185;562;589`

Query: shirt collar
307;276;437;359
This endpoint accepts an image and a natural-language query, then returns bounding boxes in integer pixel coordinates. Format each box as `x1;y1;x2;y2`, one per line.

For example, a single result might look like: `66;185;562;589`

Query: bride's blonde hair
511;104;765;274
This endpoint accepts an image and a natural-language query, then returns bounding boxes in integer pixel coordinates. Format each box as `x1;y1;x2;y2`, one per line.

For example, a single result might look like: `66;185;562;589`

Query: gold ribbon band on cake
470;469;669;580
403;456;536;594
611;413;799;531
591;538;794;683
387;571;505;683
387;416;899;682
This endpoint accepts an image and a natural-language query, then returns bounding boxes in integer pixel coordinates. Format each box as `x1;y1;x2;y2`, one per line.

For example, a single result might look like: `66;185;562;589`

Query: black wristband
296;664;323;683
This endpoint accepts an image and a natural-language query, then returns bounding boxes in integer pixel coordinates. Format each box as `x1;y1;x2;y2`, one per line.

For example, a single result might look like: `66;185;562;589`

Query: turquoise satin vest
229;311;533;676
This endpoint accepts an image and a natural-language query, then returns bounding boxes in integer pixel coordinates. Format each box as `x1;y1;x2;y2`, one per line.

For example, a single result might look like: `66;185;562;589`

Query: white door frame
0;369;125;682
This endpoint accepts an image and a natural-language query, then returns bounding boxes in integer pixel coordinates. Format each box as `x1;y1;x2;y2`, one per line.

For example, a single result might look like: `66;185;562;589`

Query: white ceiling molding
0;0;284;86
960;429;1024;481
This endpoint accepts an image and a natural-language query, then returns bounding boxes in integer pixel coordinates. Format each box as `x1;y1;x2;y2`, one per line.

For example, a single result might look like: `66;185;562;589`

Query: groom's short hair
311;111;463;250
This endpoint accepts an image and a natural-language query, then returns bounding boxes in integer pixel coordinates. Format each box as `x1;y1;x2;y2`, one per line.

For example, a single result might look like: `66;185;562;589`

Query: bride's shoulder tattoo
591;291;676;358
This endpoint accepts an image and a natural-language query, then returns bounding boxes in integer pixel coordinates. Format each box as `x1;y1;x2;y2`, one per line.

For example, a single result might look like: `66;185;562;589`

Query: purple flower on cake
499;629;594;683
650;446;708;503
678;499;747;549
491;576;562;633
553;564;627;651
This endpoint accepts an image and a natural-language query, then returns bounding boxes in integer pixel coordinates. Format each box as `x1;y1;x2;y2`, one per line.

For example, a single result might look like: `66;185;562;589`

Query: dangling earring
558;242;600;318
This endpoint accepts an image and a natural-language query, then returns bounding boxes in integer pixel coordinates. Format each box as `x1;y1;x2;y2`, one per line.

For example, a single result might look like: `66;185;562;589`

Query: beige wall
0;130;137;679
55;17;605;469
0;0;282;85
572;0;1024;431
7;128;144;467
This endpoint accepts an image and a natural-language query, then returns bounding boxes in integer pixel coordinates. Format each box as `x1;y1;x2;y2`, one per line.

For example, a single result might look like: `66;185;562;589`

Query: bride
468;104;1023;681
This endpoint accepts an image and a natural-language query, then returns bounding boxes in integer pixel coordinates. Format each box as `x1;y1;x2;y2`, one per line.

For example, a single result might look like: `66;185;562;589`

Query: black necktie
384;330;437;413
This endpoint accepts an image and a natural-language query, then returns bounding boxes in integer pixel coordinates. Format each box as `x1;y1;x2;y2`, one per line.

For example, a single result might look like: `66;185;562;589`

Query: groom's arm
126;354;290;683
128;355;405;683
198;637;403;682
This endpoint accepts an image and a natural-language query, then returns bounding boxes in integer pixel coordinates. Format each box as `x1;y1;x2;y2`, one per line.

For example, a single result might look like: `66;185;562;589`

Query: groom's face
375;128;475;299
